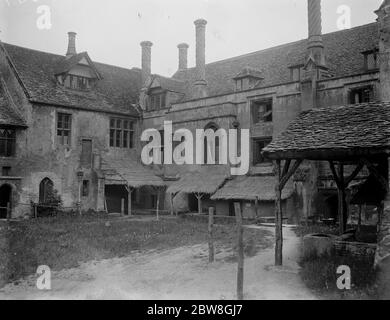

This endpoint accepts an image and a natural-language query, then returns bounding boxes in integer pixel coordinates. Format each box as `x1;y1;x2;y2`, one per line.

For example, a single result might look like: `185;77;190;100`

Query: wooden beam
281;159;291;179
280;159;302;190
329;161;342;188
361;158;389;192
234;202;244;301
195;193;204;214
344;162;365;186
275;160;283;266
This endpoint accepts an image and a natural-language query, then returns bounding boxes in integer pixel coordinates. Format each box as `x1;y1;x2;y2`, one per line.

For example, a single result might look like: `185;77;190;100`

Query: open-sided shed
263;102;390;266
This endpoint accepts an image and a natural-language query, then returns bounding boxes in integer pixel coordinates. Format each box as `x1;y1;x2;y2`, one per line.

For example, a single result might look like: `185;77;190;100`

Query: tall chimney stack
140;41;153;86
178;43;189;71
307;0;325;67
66;32;77;58
194;19;208;98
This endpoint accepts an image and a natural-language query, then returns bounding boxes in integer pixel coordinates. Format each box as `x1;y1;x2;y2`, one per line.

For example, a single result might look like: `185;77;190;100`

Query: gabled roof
148;75;186;94
211;175;294;202
0;78;27;127
102;158;166;188
172;23;379;101
263;102;390;161
166;171;228;195
2;43;142;116
54;51;102;79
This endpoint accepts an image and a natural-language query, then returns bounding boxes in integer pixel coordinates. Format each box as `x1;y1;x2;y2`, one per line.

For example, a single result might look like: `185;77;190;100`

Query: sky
0;0;384;76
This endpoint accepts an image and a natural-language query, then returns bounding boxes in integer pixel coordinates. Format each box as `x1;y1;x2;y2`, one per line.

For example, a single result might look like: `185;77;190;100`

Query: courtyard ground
0;215;316;300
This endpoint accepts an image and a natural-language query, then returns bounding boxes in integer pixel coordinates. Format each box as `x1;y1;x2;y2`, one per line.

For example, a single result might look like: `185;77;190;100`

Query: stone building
0;0;388;222
0;32;164;218
140;0;382;221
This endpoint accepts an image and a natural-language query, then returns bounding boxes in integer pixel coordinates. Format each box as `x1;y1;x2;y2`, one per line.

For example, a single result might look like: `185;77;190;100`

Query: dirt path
0;226;316;300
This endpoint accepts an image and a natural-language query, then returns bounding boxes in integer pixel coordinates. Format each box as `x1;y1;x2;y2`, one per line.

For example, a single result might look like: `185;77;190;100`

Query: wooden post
156;188;160;221
275;160;283;266
255;197;259;218
170;193;175;216
338;164;346;234
34;204;38;219
358;205;362;234
195;193;203;215
208;207;215;263
121;198;125;216
234;202;244;301
6;202;11;221
128;187;133;216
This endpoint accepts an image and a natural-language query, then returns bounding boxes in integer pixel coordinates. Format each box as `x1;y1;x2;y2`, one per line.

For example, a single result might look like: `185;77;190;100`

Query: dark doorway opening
188;194;198;212
105;185;128;214
0;184;12;219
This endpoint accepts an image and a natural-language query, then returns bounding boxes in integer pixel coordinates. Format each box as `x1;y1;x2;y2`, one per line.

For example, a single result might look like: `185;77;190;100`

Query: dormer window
363;49;379;71
233;67;264;92
289;65;304;81
148;91;167;111
64;75;93;90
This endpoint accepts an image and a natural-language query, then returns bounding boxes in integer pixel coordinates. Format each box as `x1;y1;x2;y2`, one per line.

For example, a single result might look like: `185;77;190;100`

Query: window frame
57;113;72;147
252;137;272;166
364;50;379;71
148;91;167;111
251;99;273;124
0;127;16;157
349;86;374;105
109;118;135;149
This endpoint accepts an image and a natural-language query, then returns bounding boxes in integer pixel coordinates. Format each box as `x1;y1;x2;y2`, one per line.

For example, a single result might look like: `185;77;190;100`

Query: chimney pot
178;43;189;70
140;41;153;86
66;32;77;57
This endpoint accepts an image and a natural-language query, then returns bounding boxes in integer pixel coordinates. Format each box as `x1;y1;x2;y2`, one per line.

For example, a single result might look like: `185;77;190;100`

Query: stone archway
0;184;12;219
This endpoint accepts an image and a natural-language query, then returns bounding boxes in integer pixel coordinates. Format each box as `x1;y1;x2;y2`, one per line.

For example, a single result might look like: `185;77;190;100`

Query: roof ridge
3;42;140;74
175;22;378;74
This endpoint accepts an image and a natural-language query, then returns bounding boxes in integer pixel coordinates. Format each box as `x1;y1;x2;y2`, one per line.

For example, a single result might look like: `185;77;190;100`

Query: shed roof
263;102;390;161
166;171;228;195
102;158;166;188
211;175;294;202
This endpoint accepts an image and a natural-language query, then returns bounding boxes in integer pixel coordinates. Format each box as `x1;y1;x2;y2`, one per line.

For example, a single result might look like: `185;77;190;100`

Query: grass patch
299;251;378;300
0;214;273;287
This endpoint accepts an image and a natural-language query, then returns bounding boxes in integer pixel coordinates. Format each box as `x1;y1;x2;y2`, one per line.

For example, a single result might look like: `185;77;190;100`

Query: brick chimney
307;0;325;67
178;43;189;71
194;19;208;98
140;41;153;86
376;0;390;101
66;32;77;58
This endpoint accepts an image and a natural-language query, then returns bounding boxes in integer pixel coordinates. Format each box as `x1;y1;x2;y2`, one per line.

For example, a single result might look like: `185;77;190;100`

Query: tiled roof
102;158;166;188
211;175;294;201
263;102;390;160
2;43;142;116
172;23;379;101
166;171;228;195
150;75;186;94
0;78;27;127
54;52;101;79
233;67;264;80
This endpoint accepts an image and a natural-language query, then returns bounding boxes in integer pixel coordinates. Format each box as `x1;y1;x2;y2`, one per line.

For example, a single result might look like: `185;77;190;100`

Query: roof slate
102;158;166;188
0;79;27;127
2;43;142;116
172;23;379;101
211;175;294;201
166;171;228;195
263;102;390;160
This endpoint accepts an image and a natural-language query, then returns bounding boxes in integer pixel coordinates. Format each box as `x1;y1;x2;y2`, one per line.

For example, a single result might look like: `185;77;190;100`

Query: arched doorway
204;123;220;164
39;178;54;204
0;184;12;219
